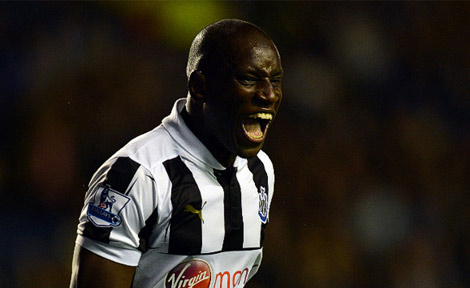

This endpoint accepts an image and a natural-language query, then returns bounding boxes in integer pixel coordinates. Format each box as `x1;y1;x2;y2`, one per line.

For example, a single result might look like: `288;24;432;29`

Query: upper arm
70;244;136;288
72;157;159;287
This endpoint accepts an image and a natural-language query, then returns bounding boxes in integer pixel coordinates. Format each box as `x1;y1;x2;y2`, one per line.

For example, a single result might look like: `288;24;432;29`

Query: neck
181;106;236;168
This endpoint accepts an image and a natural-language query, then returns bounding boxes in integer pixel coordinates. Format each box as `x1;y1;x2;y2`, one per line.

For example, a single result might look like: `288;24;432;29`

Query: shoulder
88;125;180;192
114;125;182;172
120;126;175;165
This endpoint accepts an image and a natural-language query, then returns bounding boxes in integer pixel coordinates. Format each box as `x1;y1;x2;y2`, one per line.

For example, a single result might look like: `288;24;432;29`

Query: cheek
204;104;235;137
274;90;283;109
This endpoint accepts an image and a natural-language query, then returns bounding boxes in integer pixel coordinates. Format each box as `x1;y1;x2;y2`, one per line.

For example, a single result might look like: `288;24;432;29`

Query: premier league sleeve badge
86;184;131;227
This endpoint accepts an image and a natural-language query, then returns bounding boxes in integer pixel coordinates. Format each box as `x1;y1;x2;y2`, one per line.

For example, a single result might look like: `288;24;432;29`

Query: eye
271;77;282;88
237;75;257;86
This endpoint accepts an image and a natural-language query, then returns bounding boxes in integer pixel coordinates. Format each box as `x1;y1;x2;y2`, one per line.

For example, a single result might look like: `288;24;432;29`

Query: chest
153;158;268;255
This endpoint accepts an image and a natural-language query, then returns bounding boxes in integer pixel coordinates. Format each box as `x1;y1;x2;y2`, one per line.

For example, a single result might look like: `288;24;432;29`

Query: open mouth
242;112;273;142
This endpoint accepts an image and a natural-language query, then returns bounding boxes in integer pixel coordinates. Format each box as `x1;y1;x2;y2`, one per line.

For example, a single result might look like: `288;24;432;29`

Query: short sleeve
76;156;157;266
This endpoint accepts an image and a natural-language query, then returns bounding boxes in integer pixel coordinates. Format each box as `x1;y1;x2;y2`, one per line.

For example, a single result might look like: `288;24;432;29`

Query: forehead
224;34;282;74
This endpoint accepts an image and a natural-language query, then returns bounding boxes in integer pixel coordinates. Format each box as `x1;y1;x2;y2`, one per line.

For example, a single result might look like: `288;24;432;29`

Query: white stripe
185;160;226;253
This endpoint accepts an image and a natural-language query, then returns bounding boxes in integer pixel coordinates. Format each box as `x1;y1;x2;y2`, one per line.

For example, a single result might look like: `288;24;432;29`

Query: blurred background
0;2;468;287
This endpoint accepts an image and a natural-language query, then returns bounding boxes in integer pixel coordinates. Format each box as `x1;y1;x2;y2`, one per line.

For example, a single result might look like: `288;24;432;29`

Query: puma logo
184;201;207;223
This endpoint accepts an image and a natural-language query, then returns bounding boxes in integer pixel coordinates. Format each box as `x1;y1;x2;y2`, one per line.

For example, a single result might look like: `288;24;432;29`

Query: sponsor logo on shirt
213;268;250;288
165;259;211;288
86;184;130;227
165;259;250;288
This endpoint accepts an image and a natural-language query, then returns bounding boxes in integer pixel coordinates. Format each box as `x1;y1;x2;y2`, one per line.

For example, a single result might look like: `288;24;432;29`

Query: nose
254;79;280;107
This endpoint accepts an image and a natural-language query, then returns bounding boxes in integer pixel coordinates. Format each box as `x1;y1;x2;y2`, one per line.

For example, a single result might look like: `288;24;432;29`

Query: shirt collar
162;98;241;171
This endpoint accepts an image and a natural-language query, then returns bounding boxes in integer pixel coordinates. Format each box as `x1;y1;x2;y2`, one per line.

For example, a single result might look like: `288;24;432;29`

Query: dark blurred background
0;2;468;287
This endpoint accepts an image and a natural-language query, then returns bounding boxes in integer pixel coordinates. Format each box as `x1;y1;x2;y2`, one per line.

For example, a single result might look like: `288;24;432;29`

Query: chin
236;144;263;159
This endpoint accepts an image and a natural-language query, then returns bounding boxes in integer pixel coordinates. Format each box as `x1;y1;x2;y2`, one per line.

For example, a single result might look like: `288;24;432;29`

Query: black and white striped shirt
76;98;275;288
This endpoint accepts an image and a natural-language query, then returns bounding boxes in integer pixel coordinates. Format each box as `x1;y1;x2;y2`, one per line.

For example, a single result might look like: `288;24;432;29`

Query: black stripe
83;222;112;244
83;157;140;243
247;156;269;246
163;156;203;255
214;166;244;251
138;206;158;252
103;157;141;195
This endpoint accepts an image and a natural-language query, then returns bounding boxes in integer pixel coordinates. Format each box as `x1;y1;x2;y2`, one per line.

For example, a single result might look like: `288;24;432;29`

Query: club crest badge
87;184;130;227
258;186;268;224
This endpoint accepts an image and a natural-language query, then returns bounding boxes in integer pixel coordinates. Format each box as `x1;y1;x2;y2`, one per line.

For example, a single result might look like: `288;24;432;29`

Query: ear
188;70;206;106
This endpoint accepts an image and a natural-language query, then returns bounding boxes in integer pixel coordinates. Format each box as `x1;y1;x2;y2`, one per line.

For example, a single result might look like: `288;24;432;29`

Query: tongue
243;118;263;139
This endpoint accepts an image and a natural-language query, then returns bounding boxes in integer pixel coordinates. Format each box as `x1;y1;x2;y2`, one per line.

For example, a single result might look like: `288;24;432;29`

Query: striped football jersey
75;98;275;288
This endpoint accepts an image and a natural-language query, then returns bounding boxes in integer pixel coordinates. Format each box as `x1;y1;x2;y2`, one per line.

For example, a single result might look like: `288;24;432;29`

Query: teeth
249;113;273;120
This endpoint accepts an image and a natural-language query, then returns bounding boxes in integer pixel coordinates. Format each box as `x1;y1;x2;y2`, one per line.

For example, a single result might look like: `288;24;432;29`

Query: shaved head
184;19;283;167
186;19;278;78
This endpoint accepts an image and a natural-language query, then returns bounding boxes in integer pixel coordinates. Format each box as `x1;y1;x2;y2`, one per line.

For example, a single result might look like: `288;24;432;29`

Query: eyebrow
234;67;283;77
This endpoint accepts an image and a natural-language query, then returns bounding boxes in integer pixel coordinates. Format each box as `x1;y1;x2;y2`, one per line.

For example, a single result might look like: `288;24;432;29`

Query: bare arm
70;243;136;288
